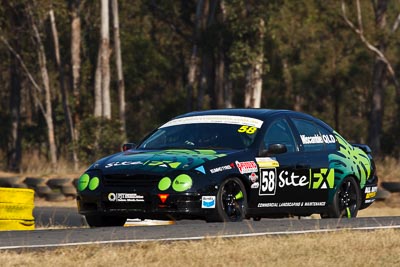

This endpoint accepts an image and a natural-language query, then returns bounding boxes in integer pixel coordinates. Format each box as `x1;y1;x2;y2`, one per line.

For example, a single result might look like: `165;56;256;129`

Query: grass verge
0;229;399;266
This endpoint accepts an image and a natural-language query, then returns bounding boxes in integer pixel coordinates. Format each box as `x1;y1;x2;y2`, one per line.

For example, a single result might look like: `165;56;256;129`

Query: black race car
77;109;378;227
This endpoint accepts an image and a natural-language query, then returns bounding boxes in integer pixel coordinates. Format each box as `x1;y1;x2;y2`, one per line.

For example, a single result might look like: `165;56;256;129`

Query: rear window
292;118;325;152
291;118;336;152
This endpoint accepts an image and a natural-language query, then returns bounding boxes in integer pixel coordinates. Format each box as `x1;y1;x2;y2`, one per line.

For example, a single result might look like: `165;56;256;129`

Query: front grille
103;173;161;187
103;201;148;210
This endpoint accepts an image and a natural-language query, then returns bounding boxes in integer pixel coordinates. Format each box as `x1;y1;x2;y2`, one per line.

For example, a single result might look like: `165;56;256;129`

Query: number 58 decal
259;169;277;196
237;125;257;134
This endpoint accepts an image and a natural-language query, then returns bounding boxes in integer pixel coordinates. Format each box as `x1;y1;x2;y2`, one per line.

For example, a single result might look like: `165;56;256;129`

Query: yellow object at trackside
0;187;35;231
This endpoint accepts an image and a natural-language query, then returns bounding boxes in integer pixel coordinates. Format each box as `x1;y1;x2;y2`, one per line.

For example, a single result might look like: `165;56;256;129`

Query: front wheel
207;177;247;222
323;176;361;218
85;214;127;227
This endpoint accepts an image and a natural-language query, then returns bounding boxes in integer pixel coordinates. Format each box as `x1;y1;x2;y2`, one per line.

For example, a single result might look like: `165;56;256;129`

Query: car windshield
138;115;263;150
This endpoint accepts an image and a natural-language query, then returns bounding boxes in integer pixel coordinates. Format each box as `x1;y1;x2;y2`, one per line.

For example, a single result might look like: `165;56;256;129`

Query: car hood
95;149;237;174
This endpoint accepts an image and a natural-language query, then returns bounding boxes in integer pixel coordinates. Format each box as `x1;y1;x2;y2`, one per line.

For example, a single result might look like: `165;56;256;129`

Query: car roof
176;108;300;120
174;108;333;131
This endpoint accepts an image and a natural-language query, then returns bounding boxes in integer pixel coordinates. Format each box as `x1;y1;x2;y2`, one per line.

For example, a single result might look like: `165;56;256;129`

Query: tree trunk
111;0;126;136
215;0;232;109
7;3;22;172
197;0;207;110
94;45;102;117
368;0;388;156
101;0;111;119
70;0;82;142
50;9;78;170
198;0;215;110
186;47;198;111
333;78;341;132
244;18;265;108
215;49;224;109
369;58;386;155
198;53;213;109
186;0;204;111
8;42;22;172
30;9;57;167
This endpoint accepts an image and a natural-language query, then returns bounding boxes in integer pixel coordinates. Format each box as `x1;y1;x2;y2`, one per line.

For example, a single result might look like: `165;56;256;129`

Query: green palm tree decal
328;131;371;189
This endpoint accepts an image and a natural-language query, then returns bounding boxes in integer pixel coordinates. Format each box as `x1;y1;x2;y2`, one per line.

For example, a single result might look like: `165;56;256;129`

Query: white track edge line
1;224;400;250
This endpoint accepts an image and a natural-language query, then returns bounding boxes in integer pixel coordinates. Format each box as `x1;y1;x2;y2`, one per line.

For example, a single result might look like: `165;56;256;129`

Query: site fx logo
309;168;334;189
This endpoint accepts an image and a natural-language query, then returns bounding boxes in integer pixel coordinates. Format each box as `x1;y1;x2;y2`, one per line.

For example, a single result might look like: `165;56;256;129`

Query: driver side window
264;119;297;152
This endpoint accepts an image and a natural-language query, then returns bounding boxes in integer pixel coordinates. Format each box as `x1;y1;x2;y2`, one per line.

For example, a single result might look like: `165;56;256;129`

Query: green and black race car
77;109;378;227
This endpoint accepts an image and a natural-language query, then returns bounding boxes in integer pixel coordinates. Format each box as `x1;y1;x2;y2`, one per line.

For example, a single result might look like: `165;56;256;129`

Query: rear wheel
85;214;127;227
323;176;361;218
207;177;247;222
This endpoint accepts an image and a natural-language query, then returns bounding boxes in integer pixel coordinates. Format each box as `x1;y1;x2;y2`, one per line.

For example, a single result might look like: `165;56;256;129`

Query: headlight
78;173;100;191
172;174;193;192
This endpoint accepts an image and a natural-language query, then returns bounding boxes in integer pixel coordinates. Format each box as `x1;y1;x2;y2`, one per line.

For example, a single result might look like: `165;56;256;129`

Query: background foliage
1;0;400;170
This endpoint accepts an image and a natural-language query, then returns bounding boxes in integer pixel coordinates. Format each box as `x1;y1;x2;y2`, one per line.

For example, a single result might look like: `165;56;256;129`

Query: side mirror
259;143;287;156
122;143;136;151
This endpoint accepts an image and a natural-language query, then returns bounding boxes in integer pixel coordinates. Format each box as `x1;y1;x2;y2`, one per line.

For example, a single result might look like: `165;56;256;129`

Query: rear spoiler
351;143;372;154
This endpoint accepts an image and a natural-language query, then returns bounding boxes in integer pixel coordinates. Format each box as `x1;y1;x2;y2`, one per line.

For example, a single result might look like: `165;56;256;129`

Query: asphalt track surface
1;207;400;250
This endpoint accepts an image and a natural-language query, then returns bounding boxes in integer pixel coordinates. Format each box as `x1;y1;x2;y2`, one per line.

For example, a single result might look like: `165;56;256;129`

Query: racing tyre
23;177;46;187
85;214;126;227
45;192;66;202
324;176;361;218
61;185;77;197
208;177;247;222
47;178;71;189
0;177;23;187
381;182;400;193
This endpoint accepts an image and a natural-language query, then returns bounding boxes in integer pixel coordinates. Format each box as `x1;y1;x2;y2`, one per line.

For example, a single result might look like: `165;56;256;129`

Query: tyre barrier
61;184;78;197
47;178;72;189
0;187;35;231
45;192;66;202
381;182;400;193
375;187;391;201
0;177;78;202
0;177;27;188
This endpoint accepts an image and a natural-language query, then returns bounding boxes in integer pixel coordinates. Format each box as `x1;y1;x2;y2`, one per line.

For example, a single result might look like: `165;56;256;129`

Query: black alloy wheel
209;177;247;222
324;176;361;218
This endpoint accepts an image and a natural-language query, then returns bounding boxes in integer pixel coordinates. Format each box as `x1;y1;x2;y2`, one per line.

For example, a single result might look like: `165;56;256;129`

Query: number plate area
259;168;277;196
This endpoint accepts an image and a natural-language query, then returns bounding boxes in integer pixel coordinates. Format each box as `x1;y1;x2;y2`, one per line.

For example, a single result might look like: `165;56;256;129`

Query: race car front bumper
77;191;216;220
